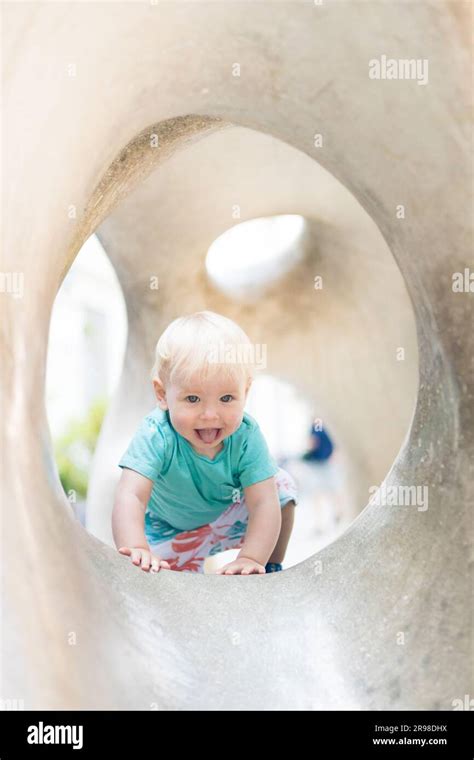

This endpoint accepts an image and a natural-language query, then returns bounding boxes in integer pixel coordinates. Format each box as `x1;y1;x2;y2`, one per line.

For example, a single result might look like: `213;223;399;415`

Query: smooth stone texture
2;1;472;709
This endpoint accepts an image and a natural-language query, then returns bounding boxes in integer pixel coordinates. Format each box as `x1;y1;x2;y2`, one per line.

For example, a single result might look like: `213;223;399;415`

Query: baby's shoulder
141;408;173;445
232;411;260;441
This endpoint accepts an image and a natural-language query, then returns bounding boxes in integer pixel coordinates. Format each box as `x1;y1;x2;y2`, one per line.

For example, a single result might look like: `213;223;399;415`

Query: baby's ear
152;377;167;408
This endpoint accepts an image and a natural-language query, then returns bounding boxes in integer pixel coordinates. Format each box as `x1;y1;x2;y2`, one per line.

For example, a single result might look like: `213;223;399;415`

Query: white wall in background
245;374;312;460
46;235;127;438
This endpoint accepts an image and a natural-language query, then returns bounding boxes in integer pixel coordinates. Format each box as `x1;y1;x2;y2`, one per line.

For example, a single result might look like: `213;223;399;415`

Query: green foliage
54;397;108;499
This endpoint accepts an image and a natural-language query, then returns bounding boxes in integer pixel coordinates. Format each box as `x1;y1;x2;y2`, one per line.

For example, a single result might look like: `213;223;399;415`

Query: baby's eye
221;395;234;403
185;395;200;403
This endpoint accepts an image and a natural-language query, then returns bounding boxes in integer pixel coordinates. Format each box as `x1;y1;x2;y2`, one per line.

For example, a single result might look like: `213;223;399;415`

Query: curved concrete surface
2;1;472;709
86;126;419;544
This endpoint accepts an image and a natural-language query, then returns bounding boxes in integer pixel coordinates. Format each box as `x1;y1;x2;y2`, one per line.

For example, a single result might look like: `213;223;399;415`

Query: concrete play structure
2;1;472;709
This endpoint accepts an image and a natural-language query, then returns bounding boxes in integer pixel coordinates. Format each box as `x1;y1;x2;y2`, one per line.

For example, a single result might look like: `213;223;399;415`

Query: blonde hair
150;310;256;389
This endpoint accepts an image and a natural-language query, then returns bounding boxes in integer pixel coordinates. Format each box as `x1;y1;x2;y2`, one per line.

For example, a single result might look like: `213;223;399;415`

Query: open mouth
194;428;222;444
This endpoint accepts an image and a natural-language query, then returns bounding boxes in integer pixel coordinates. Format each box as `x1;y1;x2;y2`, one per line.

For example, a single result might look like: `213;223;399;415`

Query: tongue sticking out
197;428;220;443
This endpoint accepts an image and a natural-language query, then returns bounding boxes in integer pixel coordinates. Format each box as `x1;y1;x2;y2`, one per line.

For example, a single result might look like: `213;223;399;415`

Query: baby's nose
200;407;219;420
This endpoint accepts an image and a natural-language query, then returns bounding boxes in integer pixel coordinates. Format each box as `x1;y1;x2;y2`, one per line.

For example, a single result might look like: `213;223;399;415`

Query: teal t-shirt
118;407;279;534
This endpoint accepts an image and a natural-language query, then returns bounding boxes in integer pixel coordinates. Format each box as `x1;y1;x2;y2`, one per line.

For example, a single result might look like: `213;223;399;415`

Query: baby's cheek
170;410;192;433
227;411;245;430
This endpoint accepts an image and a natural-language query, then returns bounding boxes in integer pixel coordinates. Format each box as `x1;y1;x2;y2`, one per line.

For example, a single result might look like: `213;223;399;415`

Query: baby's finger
130;549;142;566
216;564;236;574
151;553;169;566
118;547;131;556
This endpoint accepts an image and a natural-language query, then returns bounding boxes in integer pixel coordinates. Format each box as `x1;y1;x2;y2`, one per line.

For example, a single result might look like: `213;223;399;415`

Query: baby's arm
216;476;281;574
238;476;281;565
112;468;170;572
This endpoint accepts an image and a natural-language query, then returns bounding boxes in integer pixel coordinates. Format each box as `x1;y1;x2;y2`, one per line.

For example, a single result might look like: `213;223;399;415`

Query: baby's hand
118;546;171;573
215;556;265;575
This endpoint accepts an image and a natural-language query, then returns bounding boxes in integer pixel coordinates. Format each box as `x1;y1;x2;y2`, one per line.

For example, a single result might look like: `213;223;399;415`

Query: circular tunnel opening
46;121;420;577
205;214;307;301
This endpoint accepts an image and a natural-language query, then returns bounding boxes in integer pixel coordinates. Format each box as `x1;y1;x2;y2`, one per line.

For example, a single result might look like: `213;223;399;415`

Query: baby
112;310;298;575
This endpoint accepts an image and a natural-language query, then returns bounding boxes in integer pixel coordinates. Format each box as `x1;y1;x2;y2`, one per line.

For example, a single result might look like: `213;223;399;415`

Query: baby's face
154;372;251;458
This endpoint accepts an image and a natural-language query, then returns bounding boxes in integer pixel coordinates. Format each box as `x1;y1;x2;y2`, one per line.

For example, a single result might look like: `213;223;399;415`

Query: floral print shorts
145;467;298;573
